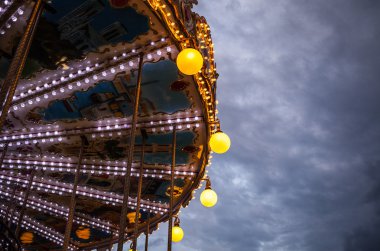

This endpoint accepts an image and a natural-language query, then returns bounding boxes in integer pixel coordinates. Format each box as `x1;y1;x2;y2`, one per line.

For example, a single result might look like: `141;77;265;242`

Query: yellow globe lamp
200;188;218;208
172;226;184;242
209;131;231;154
176;48;203;75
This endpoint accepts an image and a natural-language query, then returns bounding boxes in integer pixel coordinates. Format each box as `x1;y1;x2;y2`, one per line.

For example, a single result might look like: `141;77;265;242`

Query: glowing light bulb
200;188;218;207
176;48;203;75
172;226;184;242
209;131;231;154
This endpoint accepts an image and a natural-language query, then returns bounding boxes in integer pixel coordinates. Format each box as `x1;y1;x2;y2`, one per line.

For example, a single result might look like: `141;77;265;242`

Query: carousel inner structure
0;0;230;250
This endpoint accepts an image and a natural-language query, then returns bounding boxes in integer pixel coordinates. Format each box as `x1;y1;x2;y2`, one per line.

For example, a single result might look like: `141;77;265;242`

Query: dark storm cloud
140;1;380;251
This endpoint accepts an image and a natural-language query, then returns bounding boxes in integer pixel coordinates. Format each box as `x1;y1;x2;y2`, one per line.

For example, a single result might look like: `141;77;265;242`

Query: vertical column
167;126;176;251
0;0;44;131
132;129;147;251
117;53;144;251
62;137;86;250
144;214;150;251
15;167;36;236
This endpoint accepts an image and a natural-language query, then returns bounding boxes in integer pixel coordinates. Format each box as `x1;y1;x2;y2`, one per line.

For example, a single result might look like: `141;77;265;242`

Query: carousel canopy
0;0;220;250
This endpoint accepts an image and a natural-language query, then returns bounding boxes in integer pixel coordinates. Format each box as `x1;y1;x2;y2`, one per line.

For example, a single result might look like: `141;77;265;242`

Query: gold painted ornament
76;226;90;240
127;212;141;224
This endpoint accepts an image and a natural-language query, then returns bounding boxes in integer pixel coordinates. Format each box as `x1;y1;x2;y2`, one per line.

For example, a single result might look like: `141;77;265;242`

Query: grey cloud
142;1;380;251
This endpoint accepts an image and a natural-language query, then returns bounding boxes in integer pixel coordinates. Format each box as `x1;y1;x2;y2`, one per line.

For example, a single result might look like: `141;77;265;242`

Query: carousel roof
0;0;219;250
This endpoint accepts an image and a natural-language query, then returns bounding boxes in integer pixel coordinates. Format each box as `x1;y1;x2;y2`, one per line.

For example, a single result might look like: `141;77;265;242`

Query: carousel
0;0;230;250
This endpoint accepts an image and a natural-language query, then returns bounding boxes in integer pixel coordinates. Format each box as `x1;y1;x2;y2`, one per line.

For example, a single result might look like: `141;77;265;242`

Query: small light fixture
209;131;231;154
176;48;204;75
200;178;218;208
172;216;184;242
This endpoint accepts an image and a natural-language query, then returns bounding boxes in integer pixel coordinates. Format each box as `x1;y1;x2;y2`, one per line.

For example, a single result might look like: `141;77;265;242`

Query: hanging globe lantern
200;178;218;208
176;48;204;75
200;188;218;207
209;131;230;154
172;225;184;242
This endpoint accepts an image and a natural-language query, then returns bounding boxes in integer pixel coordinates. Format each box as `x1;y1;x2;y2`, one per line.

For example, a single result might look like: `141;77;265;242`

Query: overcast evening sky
117;1;380;250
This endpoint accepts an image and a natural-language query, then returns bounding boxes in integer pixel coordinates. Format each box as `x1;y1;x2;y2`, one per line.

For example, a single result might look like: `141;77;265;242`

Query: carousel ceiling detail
0;0;230;250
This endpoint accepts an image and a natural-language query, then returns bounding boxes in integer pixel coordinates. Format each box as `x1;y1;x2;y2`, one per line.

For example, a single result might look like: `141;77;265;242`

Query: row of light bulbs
0;1;23;36
0;111;200;140
0;117;202;146
12;42;173;112
0;185;115;233
2;151;196;170
0;124;201;147
0;172;168;213
1;162;196;178
14;36;168;97
0;207;77;250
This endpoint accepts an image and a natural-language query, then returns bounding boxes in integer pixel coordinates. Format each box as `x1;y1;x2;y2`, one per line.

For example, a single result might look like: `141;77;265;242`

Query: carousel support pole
144;213;150;251
15;166;36;236
117;52;144;251
167;126;176;251
132;129;147;251
0;0;44;131
62;136;86;250
108;240;114;251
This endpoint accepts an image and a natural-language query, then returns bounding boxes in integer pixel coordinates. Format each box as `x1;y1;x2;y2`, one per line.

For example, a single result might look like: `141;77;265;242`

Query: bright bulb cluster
1;157;196;178
12;40;174;113
0;172;168;214
0;206;77;250
0;114;201;147
0;4;24;36
0;185;115;233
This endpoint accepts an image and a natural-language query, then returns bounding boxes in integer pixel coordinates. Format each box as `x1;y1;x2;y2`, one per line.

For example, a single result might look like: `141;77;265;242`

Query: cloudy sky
119;1;380;251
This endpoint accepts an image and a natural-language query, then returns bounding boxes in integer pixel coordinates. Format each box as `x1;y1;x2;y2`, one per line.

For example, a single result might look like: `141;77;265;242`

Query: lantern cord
173;216;180;227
